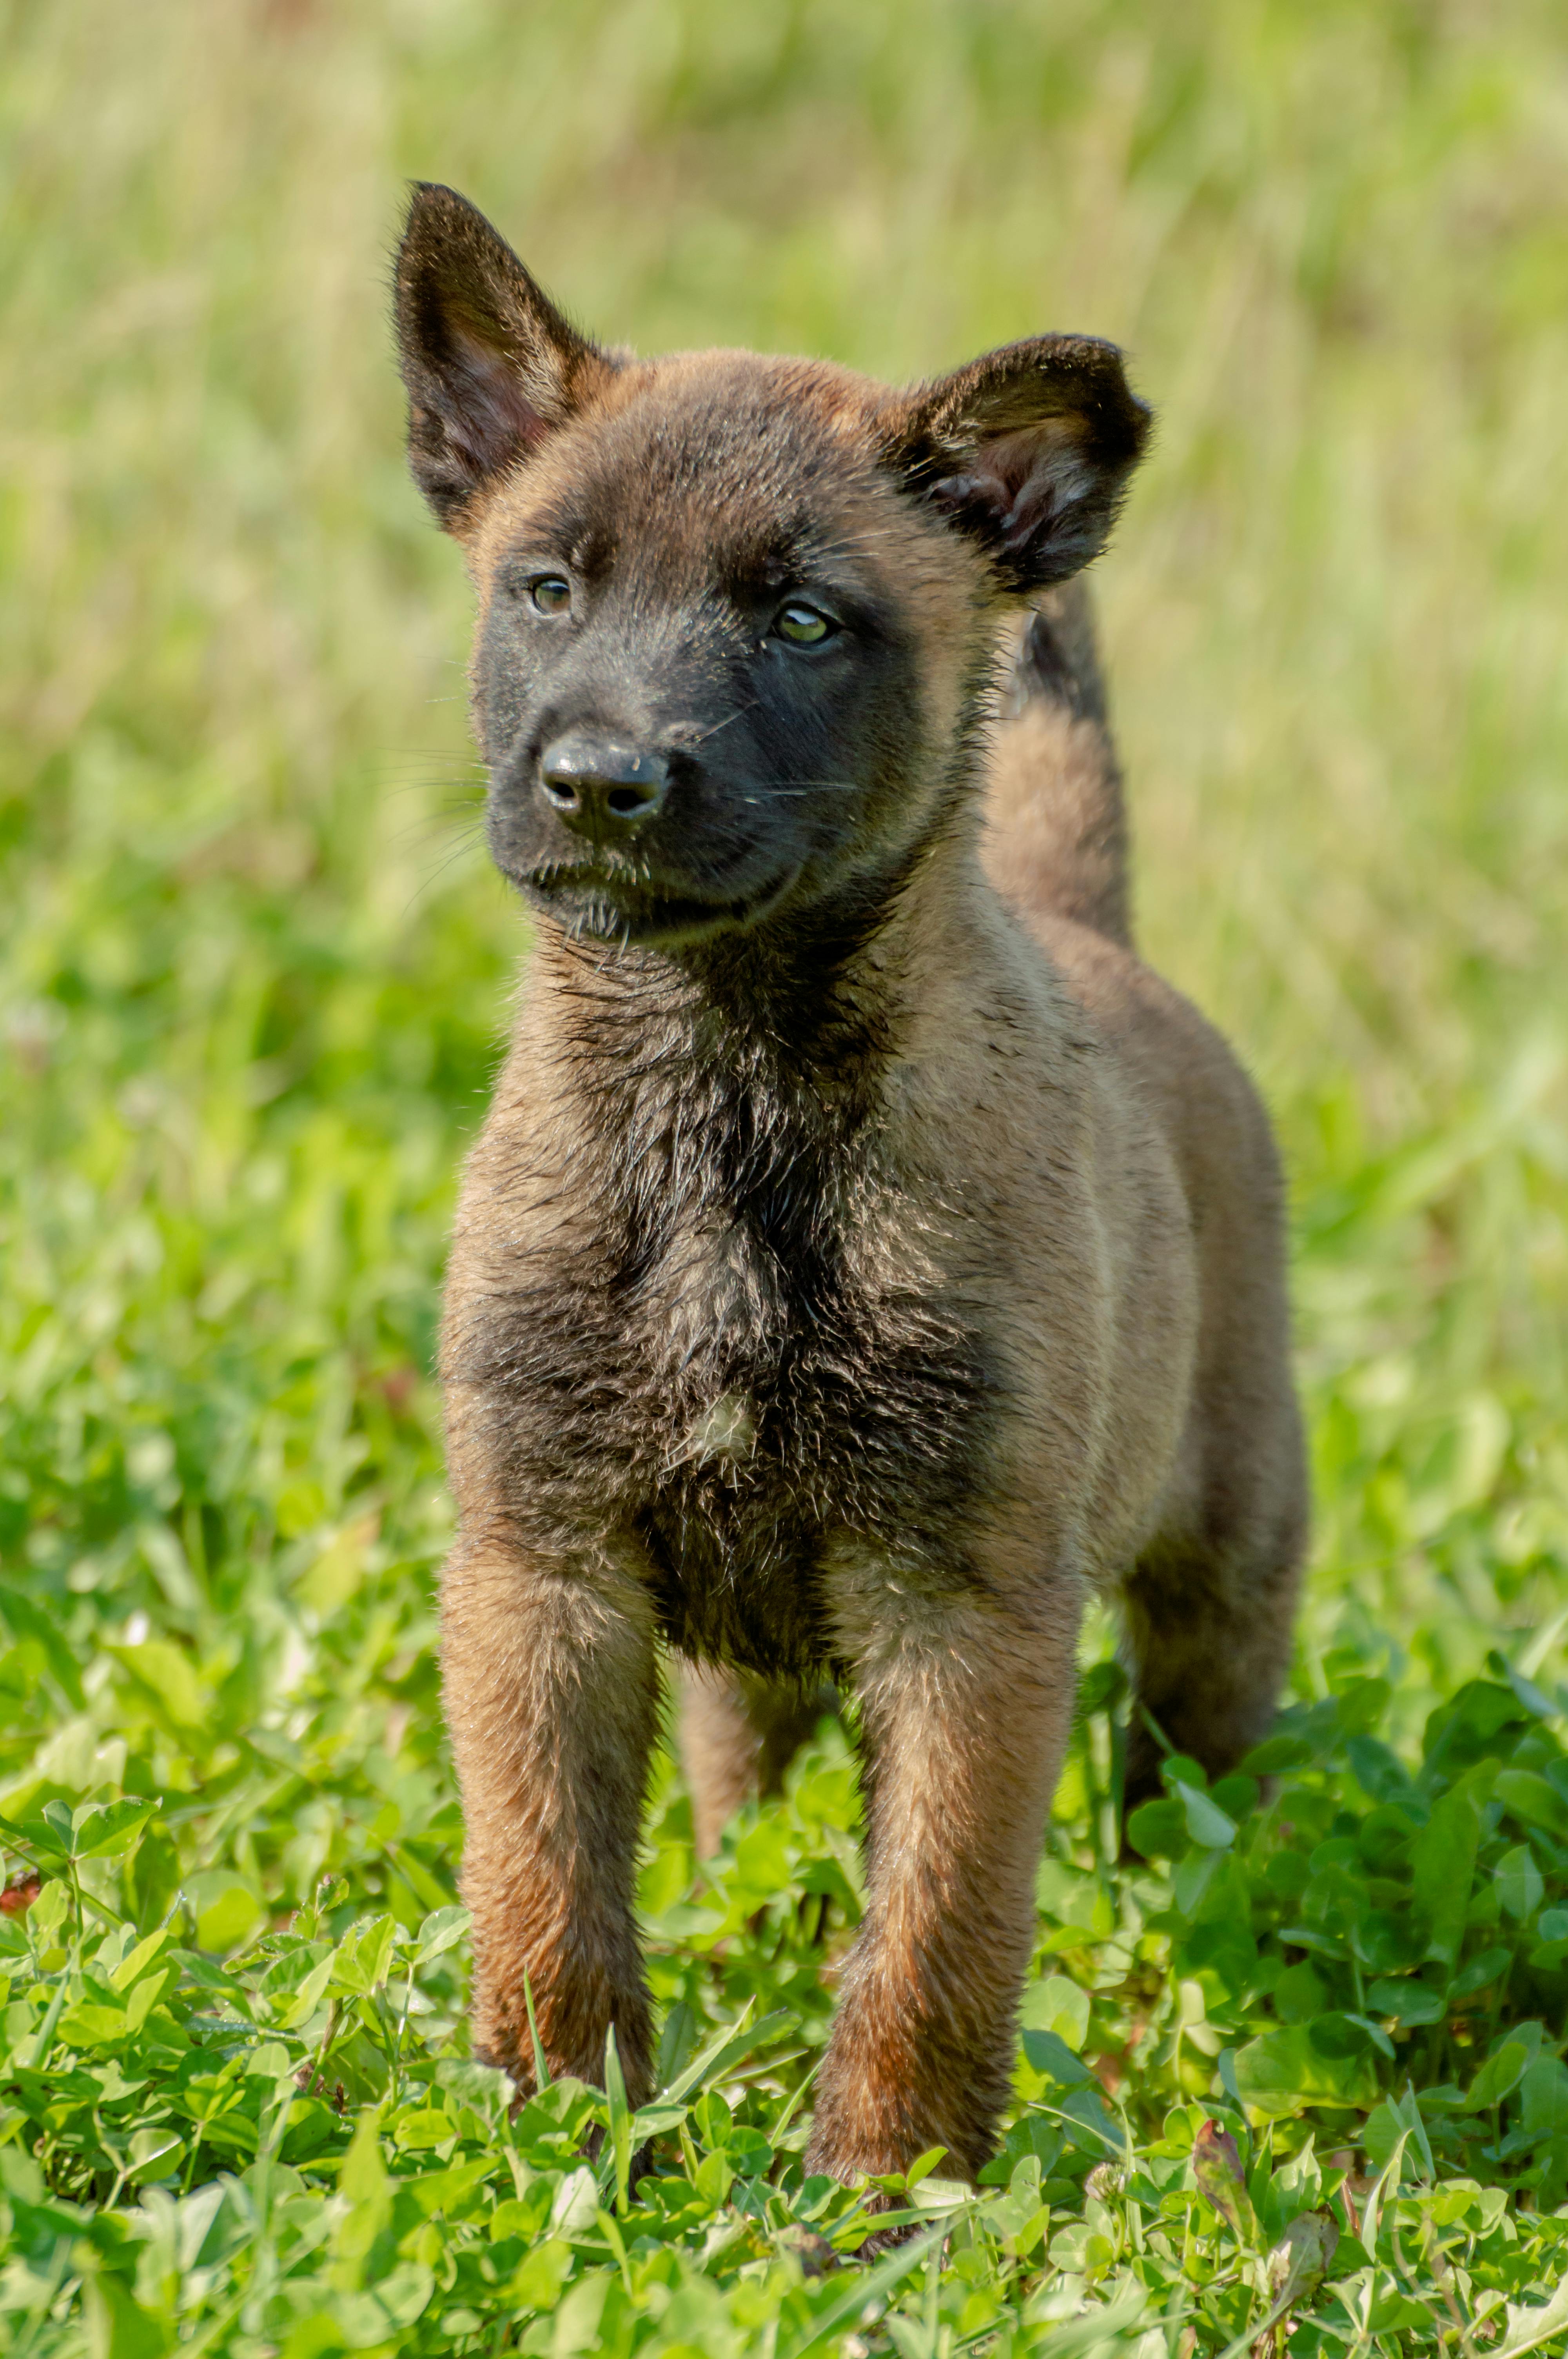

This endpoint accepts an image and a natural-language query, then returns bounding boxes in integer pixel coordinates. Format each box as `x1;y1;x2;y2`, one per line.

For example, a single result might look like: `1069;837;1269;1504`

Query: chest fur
445;1091;997;1671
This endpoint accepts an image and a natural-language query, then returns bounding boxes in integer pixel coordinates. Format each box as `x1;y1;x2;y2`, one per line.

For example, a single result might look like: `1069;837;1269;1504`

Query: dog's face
395;185;1148;950
463;355;963;947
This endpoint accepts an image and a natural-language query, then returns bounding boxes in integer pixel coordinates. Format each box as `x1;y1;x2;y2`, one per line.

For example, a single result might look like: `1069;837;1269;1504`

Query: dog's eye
528;576;572;616
773;602;837;647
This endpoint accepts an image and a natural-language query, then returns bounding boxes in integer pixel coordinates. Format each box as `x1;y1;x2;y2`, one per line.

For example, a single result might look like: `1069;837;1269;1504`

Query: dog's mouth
519;858;801;946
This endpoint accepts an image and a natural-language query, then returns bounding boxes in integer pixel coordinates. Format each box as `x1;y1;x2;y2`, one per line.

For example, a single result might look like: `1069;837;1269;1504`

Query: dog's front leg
806;1573;1081;2187
441;1532;660;2105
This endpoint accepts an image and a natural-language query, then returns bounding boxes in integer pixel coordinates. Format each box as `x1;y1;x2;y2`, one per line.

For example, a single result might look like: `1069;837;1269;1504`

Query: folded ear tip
891;331;1154;590
1040;336;1152;451
1110;382;1155;464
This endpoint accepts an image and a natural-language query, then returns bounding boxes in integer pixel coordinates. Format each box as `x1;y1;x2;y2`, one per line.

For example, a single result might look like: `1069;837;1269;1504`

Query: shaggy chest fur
454;1040;998;1677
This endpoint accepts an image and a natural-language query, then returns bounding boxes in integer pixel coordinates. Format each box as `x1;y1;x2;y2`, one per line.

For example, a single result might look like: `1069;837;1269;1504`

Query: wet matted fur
392;182;1307;2188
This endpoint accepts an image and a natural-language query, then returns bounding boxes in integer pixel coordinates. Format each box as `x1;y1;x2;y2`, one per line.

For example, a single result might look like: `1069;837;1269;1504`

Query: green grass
3;0;1568;2350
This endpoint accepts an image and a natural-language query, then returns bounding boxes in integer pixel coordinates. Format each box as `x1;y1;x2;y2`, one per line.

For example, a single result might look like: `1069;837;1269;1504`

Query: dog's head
395;184;1149;951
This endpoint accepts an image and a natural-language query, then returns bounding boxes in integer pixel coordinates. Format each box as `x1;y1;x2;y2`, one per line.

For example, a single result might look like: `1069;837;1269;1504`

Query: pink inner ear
972;420;1096;557
446;316;552;476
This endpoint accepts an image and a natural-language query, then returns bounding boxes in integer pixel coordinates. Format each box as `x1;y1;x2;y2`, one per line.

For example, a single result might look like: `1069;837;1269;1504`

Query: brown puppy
393;183;1306;2188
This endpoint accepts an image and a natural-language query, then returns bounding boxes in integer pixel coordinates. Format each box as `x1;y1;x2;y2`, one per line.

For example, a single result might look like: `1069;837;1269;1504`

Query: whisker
376;782;487;805
400;827;491;918
679;698;762;748
730;782;857;798
386;812;485;856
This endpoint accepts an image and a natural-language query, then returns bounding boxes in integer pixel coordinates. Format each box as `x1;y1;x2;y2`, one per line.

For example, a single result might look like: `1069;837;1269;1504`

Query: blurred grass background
2;0;1567;1816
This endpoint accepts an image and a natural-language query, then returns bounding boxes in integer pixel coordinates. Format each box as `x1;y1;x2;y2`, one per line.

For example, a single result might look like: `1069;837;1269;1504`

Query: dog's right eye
528;576;572;616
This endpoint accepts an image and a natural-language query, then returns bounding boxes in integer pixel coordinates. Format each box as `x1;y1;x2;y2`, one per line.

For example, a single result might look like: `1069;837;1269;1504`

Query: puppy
393;183;1306;2186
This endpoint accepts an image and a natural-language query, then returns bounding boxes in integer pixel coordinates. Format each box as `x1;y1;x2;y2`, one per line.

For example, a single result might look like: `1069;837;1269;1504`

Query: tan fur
440;1527;661;2095
393;183;1307;2191
811;1570;1082;2179
677;1665;834;1859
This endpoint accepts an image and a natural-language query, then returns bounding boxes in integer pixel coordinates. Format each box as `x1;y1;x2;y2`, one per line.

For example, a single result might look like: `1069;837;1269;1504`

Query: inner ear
394;182;617;533
889;337;1151;593
425;310;552;482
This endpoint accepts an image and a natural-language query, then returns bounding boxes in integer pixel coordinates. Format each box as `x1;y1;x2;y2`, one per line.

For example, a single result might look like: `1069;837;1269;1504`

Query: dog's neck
534;796;982;1124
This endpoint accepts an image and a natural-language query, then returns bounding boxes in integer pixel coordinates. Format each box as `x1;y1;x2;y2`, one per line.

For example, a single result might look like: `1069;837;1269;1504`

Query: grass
2;0;1568;2349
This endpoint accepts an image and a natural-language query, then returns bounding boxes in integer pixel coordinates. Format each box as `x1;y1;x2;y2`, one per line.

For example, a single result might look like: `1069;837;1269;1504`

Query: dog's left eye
528;576;572;616
773;602;837;647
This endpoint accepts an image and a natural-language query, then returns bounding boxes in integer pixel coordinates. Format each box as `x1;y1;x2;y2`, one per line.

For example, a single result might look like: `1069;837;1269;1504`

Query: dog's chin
517;863;801;949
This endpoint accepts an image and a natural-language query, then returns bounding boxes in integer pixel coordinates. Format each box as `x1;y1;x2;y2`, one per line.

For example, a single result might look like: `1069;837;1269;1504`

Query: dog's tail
981;578;1132;951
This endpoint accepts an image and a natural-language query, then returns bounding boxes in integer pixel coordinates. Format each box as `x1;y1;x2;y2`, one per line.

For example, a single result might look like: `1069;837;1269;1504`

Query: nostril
538;734;669;832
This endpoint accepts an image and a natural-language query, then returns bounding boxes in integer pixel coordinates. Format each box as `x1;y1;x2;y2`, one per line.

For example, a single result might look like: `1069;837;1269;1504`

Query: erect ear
885;336;1151;592
393;182;617;533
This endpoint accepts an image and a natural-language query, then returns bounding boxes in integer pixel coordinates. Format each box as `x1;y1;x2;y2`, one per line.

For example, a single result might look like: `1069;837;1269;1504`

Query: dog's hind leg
1114;1056;1309;1814
677;1663;836;1857
1120;1514;1305;1812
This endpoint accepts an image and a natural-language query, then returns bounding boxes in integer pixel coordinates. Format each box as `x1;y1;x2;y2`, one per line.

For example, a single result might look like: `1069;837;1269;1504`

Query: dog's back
985;589;1307;1802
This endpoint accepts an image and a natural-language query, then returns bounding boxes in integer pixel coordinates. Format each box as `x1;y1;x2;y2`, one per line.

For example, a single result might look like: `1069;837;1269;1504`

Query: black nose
537;732;670;837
